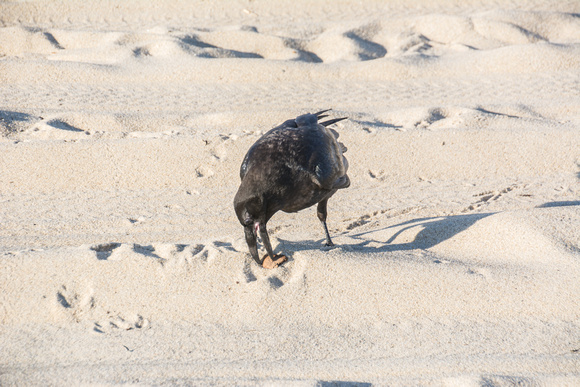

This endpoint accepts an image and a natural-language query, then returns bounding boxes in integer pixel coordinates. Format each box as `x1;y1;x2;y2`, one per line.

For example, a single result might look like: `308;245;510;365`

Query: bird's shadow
276;213;494;256
353;119;403;130
348;213;494;253
537;201;580;208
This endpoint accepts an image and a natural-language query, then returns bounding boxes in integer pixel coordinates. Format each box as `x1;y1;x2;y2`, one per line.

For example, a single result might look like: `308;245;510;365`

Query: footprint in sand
56;285;95;321
179;243;217;264
346;214;372;230
53;275;148;334
210;134;236;161
93;313;149;334
367;169;388;182
159;241;241;270
90;243;176;264
391;32;435;55
462;185;519;212
241;247;308;290
195;166;215;178
467;267;493;281
376;107;449;131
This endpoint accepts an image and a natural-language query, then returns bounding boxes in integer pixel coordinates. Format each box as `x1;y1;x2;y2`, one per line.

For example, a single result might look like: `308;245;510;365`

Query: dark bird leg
244;225;261;265
258;222;275;259
258;222;287;269
317;198;334;246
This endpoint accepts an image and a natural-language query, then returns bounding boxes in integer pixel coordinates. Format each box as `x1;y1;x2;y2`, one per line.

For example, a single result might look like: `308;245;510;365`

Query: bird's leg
258;222;287;269
258;222;275;259
244;225;261;265
317;199;334;246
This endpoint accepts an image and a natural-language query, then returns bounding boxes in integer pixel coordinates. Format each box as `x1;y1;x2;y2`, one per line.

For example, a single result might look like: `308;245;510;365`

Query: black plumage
234;110;350;268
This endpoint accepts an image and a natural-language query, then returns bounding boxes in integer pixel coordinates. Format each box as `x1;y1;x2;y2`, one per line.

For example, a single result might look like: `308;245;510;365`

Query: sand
1;0;579;385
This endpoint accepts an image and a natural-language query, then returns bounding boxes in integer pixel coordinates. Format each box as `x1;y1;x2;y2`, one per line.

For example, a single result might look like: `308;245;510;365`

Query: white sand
1;0;579;385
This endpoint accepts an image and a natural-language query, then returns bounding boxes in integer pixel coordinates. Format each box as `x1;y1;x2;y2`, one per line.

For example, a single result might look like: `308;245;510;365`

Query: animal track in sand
346;214;372;230
367;169;388;181
87;242;240;269
242;260;258;283
93;313;149;334
239;243;308;290
344;207;421;232
462;185;520;213
157;241;242;270
210;146;227;162
375;107;450;130
389;32;441;56
84;241;310;291
203;133;236;162
466;267;493;281
89;242;188;264
195;166;214;178
56;285;95;321
188;243;220;264
345;209;391;231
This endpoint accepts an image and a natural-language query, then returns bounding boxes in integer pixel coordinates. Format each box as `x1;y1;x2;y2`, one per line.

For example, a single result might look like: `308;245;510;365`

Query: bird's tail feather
314;109;331;118
320;117;347;127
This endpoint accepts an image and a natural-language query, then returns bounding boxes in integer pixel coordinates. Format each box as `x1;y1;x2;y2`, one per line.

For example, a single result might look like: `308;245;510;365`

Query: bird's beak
244;224;260;265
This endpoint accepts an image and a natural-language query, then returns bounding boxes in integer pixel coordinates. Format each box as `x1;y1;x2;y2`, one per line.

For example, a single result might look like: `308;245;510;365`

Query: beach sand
1;0;579;385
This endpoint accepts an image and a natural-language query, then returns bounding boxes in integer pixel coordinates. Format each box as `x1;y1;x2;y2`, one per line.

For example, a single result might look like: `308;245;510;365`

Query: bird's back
240;113;347;188
235;112;349;220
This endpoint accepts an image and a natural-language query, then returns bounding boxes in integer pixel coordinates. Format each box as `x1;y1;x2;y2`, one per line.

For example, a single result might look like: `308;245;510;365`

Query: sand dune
1;0;579;385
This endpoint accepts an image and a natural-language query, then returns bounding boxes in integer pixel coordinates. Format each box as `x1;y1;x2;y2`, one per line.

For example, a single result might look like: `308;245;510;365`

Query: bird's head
234;194;262;227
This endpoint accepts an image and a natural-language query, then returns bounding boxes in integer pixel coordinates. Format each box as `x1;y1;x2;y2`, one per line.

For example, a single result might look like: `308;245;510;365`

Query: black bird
234;110;350;268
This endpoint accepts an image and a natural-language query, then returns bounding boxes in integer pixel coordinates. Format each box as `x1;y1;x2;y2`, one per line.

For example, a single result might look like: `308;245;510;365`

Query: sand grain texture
1;0;579;385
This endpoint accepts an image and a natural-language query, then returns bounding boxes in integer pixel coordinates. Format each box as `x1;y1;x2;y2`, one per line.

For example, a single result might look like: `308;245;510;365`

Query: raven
234;110;349;268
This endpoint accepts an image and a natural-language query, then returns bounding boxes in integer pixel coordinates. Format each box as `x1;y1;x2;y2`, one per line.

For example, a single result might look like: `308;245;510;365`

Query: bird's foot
262;254;287;269
324;241;334;247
